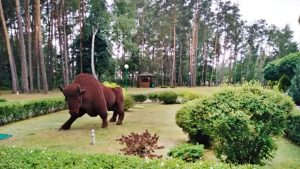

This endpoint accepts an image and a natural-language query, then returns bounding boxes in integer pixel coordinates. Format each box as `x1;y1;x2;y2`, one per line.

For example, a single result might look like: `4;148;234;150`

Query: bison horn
77;84;81;94
59;84;64;93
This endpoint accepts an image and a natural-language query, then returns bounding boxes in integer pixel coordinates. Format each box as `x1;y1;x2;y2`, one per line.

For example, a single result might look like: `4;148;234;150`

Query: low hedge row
0;146;259;169
0;98;66;126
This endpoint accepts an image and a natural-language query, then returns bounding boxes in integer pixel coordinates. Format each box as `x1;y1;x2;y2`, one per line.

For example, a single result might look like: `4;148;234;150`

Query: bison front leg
99;113;108;128
59;115;78;130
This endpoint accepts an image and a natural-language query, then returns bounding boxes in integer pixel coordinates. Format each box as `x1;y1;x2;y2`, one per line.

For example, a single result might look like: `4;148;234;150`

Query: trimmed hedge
0;98;66;126
285;115;300;145
131;94;147;103
158;91;178;104
0;146;259;169
148;93;158;102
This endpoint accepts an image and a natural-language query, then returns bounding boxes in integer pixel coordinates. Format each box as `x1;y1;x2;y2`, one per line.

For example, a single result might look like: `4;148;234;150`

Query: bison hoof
116;121;122;125
101;122;108;128
59;126;70;130
109;118;116;122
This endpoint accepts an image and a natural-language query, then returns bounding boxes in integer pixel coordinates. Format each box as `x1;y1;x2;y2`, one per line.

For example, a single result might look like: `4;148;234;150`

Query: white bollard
90;129;95;145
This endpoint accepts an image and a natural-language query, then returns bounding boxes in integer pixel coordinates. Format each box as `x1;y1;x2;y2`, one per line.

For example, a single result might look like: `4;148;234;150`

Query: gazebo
137;72;155;88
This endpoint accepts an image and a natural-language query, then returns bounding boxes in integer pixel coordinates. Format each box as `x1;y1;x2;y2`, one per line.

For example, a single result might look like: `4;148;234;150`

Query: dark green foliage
278;75;291;92
131;94;147;103
264;52;300;81
176;85;294;165
148;93;158;102
214;113;276;165
288;66;300;105
0;98;6;102
158;91;178;104
0;146;259;169
116;130;164;159
0;99;66;125
285;115;300;145
167;144;204;162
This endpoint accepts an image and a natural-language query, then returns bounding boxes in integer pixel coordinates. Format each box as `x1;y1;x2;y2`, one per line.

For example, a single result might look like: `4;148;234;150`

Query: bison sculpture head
59;84;86;116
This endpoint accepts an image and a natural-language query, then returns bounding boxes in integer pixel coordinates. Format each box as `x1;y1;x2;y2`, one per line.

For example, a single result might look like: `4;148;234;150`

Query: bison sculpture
59;73;125;130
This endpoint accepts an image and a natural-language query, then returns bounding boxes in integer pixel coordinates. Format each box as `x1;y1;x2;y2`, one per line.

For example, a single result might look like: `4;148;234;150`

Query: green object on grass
0;134;12;140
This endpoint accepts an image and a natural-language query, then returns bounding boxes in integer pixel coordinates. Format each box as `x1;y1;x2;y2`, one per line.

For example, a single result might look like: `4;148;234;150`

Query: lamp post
188;72;191;87
124;64;129;91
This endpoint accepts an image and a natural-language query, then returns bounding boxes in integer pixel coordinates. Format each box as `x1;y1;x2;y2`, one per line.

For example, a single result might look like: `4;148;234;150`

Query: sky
230;0;300;43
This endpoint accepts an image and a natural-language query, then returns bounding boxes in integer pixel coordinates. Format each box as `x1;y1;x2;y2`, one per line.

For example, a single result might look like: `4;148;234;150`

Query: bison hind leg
109;111;118;122
116;110;124;125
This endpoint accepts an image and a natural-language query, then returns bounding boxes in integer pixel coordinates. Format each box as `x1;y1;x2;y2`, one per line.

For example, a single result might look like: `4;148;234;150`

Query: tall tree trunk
0;0;18;93
171;0;176;87
178;43;183;86
201;26;207;86
171;26;176;86
79;0;85;74
15;0;29;93
57;1;67;86
34;0;48;93
91;27;98;79
25;0;33;92
189;0;200;86
47;0;54;90
62;0;69;84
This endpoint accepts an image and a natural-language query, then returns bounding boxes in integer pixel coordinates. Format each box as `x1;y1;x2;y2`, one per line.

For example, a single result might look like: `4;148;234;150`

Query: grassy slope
1;87;300;168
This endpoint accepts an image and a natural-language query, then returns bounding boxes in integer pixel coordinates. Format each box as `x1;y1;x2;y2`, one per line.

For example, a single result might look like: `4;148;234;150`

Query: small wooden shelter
137;72;155;88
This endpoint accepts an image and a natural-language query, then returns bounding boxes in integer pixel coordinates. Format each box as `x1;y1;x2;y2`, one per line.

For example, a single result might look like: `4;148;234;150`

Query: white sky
230;0;300;43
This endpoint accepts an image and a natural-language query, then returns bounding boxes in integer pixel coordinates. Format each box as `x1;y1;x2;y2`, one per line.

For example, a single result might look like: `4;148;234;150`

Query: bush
167;144;204;162
103;81;120;88
158;91;177;104
148;93;158;102
176;85;294;165
0;98;6;102
124;93;135;111
116;130;164;159
179;91;201;103
285;115;300;145
0;98;66;126
278;75;291;92
264;52;300;81
288;65;300;105
0;146;259;169
131;94;147;103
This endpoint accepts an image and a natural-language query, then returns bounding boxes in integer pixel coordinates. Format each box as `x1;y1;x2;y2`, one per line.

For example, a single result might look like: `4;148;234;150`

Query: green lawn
0;87;300;168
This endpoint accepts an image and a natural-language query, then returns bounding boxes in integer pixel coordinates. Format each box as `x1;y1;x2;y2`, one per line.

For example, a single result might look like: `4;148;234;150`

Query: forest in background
0;0;299;93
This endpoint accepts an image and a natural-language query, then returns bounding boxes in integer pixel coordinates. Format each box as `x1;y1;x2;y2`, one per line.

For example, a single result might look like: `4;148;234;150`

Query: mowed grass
0;103;187;157
0;87;300;168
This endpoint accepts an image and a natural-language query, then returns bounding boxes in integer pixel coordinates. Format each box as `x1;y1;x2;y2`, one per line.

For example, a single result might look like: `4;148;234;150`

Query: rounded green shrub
124;93;134;111
158;91;177;104
131;94;147;103
176;85;294;165
167;144;204;162
148;93;158;102
285;115;300;145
